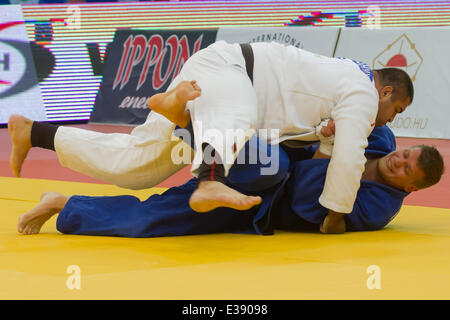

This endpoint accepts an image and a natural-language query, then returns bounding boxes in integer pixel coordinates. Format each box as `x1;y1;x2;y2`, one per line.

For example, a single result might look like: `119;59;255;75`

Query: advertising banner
335;27;450;139
90;29;218;125
216;27;340;56
0;5;47;125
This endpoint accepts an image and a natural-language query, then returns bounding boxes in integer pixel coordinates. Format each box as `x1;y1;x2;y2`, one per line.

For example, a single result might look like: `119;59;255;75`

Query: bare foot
18;192;69;235
148;80;201;128
8;114;33;177
189;181;262;213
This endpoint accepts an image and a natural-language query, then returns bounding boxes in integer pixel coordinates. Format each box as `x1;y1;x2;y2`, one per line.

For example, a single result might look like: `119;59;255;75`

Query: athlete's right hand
320;119;335;138
316;119;335;156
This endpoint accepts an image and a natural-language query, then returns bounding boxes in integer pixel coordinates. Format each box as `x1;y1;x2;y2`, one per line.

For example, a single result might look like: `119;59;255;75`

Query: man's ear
381;86;394;98
405;184;419;193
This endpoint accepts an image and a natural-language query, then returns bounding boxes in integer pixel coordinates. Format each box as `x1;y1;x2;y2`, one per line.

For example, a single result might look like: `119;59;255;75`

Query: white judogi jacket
250;42;379;214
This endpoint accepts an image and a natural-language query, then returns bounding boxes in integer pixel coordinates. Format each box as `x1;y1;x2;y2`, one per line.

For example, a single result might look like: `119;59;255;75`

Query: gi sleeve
345;181;408;231
318;76;379;213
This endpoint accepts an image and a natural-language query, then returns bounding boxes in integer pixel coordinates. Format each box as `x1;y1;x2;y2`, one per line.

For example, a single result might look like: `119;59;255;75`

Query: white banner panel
335;27;450;139
216;27;340;56
0;5;47;125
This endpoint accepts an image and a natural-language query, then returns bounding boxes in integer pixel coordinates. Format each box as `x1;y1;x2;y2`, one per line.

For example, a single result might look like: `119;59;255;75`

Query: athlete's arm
318;77;378;215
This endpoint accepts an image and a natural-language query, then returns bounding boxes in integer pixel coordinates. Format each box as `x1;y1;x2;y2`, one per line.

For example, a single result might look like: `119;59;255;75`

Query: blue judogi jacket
56;126;408;237
275;126;408;232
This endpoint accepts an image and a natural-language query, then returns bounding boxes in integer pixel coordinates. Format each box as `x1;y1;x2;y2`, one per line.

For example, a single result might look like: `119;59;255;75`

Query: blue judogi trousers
57;135;292;237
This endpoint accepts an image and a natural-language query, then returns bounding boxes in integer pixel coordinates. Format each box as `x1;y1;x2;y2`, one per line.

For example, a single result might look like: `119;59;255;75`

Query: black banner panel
90;29;217;125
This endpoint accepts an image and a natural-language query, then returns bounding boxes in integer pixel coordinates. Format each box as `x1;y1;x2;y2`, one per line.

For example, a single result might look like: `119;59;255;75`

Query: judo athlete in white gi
16;125;444;236
8;41;414;233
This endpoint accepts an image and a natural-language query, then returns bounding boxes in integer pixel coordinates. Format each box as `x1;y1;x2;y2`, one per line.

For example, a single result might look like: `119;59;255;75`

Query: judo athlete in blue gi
17;125;444;236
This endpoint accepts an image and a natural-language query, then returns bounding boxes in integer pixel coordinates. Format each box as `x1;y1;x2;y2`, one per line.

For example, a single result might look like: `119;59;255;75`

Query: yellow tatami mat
1;177;449;299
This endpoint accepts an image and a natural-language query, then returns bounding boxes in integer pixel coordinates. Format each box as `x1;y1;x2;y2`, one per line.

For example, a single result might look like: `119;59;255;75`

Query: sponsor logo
0;21;46;99
0;39;36;99
248;33;303;48
113;33;204;91
90;29;216;125
118;95;149;109
372;34;423;81
387;116;428;130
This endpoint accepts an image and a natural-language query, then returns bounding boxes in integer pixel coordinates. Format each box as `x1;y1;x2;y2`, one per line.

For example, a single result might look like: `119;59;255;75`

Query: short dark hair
374;68;414;104
414;145;445;189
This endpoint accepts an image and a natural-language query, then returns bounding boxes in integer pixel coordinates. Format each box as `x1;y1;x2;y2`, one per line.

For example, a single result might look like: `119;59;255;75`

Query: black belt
239;43;254;85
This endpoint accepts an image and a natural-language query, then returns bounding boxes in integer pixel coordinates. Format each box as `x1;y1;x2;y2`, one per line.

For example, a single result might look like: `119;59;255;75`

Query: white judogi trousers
55;112;187;190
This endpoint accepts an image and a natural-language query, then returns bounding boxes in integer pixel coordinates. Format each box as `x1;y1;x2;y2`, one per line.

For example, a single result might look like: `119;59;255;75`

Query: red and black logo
90;29;217;125
0;21;55;99
112;32;207;92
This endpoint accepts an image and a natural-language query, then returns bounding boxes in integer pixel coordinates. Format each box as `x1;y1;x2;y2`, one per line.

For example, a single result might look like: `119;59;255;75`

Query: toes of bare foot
237;196;262;210
187;80;201;99
17;192;66;235
189;181;262;213
176;80;201;100
244;196;262;207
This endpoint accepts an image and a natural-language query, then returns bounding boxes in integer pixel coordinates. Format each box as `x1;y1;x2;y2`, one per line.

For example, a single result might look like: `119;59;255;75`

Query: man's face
377;147;425;192
375;86;411;127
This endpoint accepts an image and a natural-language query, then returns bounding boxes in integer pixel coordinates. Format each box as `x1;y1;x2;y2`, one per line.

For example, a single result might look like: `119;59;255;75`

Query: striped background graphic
20;0;450;122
